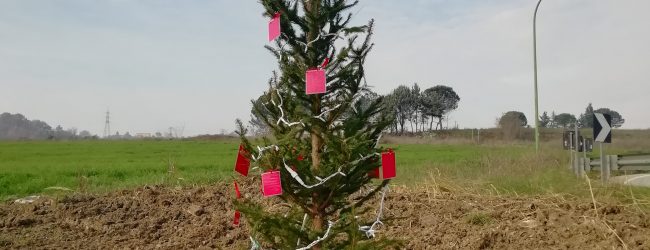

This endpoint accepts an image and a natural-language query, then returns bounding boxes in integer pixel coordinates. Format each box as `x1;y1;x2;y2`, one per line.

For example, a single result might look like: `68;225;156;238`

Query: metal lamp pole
533;0;543;152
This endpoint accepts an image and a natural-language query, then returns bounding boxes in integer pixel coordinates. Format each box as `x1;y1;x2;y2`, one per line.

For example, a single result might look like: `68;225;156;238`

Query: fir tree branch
339;180;389;216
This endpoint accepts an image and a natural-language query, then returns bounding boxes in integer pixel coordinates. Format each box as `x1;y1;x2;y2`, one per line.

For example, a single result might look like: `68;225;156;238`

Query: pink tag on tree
261;171;283;197
268;12;281;41
233;210;241;226
306;69;326;94
381;149;396;179
234;145;250;176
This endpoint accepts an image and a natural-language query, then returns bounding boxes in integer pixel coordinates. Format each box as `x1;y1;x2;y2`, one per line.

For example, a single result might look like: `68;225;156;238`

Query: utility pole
103;110;111;138
533;0;542;152
574;122;581;177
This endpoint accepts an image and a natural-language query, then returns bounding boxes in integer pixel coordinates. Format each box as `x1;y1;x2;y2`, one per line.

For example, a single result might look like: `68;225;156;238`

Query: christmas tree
234;0;396;248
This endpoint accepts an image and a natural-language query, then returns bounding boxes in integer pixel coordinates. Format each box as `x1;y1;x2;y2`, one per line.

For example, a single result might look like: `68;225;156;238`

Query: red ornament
306;69;326;94
233;210;241;226
261;171;283;197
234;181;241;199
234;145;250;176
320;58;330;68
268;12;281;41
381;149;396;179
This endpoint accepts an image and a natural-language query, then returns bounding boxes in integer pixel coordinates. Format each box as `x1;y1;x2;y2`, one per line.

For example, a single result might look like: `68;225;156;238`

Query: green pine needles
235;0;398;248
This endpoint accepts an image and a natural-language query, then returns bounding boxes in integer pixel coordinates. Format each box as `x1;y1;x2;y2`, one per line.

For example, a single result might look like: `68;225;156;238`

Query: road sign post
563;130;593;173
563;130;575;169
594;113;612;184
582;137;587;165
601;143;609;182
574;122;581;177
584;138;593;152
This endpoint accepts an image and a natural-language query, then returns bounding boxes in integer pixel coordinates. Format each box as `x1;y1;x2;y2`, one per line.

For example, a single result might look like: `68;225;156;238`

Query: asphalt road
610;174;650;187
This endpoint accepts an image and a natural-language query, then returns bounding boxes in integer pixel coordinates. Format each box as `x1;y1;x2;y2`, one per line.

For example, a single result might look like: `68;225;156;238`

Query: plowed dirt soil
1;183;649;249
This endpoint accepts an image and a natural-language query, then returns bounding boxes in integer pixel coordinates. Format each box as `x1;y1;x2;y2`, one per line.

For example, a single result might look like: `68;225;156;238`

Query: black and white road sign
593;113;612;143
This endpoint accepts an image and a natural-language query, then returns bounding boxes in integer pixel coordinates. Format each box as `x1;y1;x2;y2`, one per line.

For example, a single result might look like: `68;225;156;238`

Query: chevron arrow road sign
593;113;612;143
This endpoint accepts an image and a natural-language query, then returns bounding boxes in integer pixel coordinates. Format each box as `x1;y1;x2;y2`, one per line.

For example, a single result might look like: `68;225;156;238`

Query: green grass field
0;140;238;199
1;137;649;202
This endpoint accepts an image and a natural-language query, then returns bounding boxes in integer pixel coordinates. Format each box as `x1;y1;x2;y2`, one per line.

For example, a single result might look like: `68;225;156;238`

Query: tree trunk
307;1;324;248
307;0;322;173
421;117;427;133
310;127;321;169
414;112;419;133
311;193;324;230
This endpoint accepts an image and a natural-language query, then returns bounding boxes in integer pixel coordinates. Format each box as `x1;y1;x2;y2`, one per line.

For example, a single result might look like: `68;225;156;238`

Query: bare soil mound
1;183;649;249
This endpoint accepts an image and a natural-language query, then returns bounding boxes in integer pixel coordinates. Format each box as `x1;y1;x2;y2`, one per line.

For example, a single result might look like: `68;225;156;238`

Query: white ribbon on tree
272;89;305;128
250;236;261;250
296;220;335;250
283;159;346;189
282;152;378;190
253;145;280;162
294;28;346;53
296;213;309;247
359;186;389;238
314;104;342;122
352;152;380;165
374;134;382;148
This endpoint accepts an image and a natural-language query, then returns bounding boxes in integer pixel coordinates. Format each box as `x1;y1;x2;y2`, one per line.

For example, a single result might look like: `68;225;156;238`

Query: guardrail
581;154;650;182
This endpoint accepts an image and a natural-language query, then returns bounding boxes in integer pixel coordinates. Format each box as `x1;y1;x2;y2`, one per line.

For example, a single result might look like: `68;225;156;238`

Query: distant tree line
382;83;460;134
0;112;96;140
538;103;624;129
497;103;625;131
538;111;576;129
576;103;625;128
105;131;134;140
248;83;460;135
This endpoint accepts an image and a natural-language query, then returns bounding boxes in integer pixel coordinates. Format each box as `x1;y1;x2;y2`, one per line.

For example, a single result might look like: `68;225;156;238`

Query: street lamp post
533;0;542;152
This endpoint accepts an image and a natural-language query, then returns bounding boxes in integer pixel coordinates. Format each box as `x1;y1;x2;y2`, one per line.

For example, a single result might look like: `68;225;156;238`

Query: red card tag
234;181;241;199
261;171;283;197
381;149;396;179
234;145;250;176
233;210;241;226
306;69;326;94
268;12;281;41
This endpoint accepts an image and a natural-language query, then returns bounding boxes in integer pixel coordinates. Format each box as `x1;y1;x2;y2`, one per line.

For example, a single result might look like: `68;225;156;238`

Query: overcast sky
1;0;649;136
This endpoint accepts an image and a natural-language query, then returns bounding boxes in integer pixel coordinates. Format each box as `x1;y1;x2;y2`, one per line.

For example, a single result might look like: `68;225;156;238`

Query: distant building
135;133;152;138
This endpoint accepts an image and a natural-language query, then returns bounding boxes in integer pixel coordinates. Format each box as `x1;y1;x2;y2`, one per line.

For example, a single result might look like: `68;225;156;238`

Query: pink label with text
261;171;282;197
